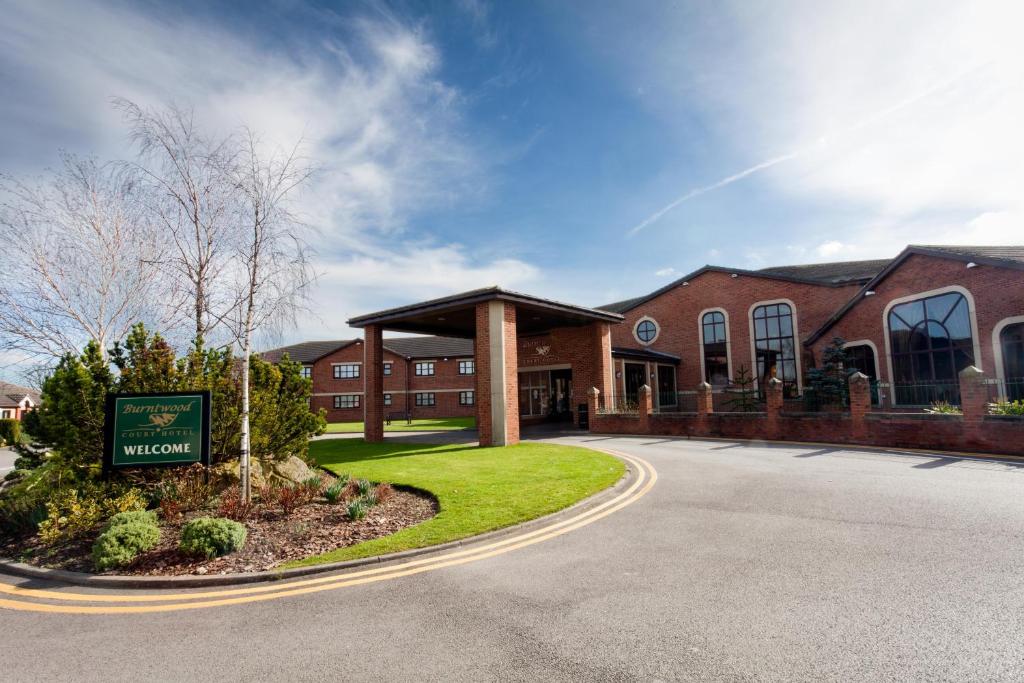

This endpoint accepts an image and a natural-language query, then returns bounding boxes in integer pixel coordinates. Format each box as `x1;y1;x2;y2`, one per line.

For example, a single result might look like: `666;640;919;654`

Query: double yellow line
0;450;656;615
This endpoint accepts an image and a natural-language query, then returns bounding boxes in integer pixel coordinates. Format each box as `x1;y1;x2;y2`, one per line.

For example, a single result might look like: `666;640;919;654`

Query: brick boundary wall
589;366;1024;457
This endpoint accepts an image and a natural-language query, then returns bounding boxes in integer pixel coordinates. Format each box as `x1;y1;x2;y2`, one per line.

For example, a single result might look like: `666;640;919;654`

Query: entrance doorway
550;369;573;421
624;363;646;404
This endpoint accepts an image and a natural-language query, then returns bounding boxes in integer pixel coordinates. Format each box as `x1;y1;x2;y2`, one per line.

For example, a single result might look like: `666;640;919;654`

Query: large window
701;311;729;387
458;360;475;375
1000;322;1024;401
414;362;435;376
333;395;359;409
518;371;550;417
459;391;475;406
752;303;798;398
415;392;435;407
888;291;974;405
333;363;360;379
300;366;312;379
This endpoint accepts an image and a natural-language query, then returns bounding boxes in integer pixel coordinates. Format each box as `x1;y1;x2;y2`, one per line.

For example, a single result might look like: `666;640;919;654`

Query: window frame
457;359;475;375
333;394;360;409
632;316;660;346
383;393;392;406
414;361;435;377
748;299;801;397
383;362;392;377
300;366;312;379
882;286;981;405
332;363;361;380
698;308;731;386
458;390;474;406
414;392;436;407
993;315;1024;399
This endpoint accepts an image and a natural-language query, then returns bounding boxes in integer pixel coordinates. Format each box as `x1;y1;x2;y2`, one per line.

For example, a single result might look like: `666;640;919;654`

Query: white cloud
0;0;521;349
816;241;846;258
654;267;678;277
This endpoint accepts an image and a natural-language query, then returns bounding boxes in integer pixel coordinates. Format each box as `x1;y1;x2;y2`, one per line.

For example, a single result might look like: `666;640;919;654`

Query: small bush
926;401;962;415
101;488;148;517
153;464;212;513
92;521;160;571
257;482;281;507
0;418;20;447
217;488;255;521
277;483;306;515
356;478;372;496
362;490;378;507
324;481;346;504
301;474;324;499
179;517;247;559
38;489;104;544
0;496;47;539
373;483;394;504
989;400;1024;416
346;499;368;521
105;509;158;530
4;469;29;483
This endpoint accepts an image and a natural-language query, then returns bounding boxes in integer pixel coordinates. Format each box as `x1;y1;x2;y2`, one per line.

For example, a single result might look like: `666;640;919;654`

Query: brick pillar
638;384;652;433
959;366;987;427
364;324;385;443
765;377;783;438
848;371;871;440
475;301;519;446
695;381;713;436
588;387;600;431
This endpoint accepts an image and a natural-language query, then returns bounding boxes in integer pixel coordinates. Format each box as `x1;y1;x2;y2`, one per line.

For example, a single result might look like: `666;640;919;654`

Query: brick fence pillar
695;381;713;436
848;371;871;440
959;365;987;430
765;377;783;438
363;324;385;443
638;384;653;433
475;300;519;447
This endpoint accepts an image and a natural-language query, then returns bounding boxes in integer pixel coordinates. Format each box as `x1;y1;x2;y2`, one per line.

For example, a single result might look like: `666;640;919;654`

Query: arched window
752;303;797;397
1000;322;1024;401
701;311;729;386
888;291;974;405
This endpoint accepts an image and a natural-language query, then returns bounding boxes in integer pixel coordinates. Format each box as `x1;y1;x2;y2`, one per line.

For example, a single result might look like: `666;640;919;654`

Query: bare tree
0;153;169;359
229;130;315;501
114;98;240;346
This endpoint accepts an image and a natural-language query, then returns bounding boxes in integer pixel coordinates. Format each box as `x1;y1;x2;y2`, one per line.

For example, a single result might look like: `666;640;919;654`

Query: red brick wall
808;254;1024;399
609;270;861;392
305;340;475;424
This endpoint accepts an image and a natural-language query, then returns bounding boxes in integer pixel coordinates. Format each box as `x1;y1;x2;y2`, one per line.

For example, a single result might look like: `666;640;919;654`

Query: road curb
0;451;637;590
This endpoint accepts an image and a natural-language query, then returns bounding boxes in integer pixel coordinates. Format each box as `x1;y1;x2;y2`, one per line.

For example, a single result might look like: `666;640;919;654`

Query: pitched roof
258;335;475;363
259;340;356;364
0;381;40;407
383;336;475;359
805;244;1024;344
597;259;885;315
756;259;891;285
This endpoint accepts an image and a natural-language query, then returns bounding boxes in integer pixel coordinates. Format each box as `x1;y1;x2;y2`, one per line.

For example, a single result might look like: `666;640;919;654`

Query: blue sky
1;0;1021;361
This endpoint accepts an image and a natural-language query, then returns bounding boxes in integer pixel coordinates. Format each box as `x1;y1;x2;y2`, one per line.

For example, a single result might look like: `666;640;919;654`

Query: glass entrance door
550;369;573;421
624;363;646;404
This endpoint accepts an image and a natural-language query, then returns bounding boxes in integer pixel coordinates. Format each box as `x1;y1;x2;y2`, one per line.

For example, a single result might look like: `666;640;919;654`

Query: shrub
373;483;394;504
105;509;158;530
301;474;324;499
356;478;372;496
4;469;29;483
926;401;962;415
92;521;160;571
37;489;104;544
217;488;255;521
153;464;212;513
257;482;281;507
277;483;306;515
324;481;346;504
361;490;378;507
179;517;247;559
0;496;47;540
346;499;368;521
0;418;21;446
101;488;147;517
989;400;1024;416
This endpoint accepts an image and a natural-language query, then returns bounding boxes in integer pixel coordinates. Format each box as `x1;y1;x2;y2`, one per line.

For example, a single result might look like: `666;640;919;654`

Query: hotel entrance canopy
348;287;623;447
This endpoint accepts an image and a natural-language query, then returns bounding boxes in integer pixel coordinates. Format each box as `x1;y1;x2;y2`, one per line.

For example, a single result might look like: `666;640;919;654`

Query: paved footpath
2;435;1023;681
0;447;15;474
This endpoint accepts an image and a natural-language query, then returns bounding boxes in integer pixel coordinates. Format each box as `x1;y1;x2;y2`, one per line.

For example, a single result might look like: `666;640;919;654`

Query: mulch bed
2;487;437;576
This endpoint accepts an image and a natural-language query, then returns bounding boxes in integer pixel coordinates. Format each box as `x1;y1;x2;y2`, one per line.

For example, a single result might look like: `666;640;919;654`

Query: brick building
267;244;1024;435
0;382;40;421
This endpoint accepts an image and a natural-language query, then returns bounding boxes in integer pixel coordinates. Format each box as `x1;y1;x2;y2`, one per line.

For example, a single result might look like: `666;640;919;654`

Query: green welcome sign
103;391;211;471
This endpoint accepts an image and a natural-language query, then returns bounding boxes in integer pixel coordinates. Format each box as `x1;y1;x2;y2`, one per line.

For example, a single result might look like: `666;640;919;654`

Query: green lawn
284;439;624;566
323;417;476;433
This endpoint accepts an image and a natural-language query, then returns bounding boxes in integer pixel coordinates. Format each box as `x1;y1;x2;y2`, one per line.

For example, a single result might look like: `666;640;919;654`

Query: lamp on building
730;273;739;278
864;290;876;297
966;262;978;269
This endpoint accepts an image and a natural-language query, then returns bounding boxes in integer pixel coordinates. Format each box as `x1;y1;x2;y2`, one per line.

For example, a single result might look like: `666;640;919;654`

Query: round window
635;318;658;344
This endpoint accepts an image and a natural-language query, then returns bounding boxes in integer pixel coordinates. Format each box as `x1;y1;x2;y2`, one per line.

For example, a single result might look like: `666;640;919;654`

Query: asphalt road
3;435;1023;681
